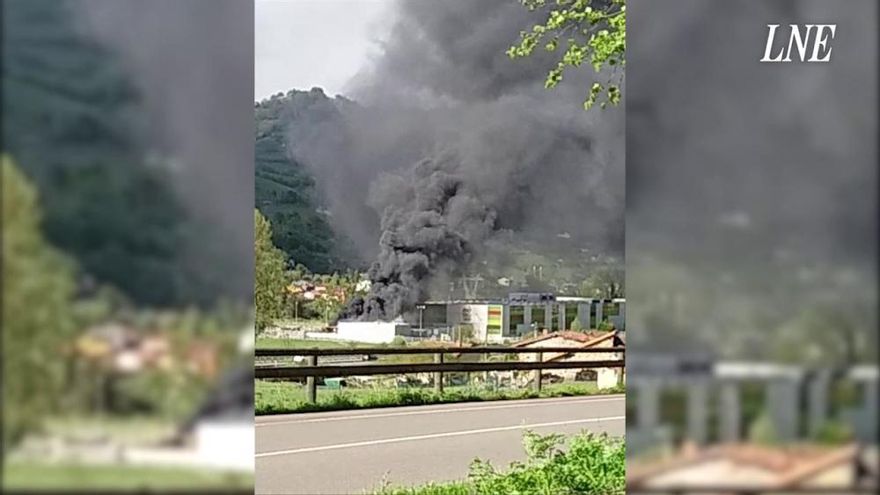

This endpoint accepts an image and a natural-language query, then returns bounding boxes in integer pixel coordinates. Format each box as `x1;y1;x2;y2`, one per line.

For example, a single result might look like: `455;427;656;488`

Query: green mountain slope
2;0;191;306
255;89;352;273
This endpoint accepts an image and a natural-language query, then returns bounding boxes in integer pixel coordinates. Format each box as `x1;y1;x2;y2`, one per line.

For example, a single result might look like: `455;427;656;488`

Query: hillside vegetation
255;89;353;273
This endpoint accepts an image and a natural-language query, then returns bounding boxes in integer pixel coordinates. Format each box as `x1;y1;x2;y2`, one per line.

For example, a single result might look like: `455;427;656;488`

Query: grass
371;430;625;495
256;381;623;415
2;462;253;491
256;337;375;349
41;415;176;446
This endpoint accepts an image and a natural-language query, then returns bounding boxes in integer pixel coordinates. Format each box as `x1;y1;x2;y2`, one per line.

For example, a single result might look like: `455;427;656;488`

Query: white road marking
256;395;624;427
255;415;625;458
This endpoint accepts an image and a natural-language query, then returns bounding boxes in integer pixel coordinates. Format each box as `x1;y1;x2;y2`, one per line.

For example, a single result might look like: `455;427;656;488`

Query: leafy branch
508;0;626;110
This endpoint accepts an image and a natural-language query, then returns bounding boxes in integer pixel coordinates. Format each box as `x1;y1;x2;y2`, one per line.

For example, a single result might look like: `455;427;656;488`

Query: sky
254;0;393;101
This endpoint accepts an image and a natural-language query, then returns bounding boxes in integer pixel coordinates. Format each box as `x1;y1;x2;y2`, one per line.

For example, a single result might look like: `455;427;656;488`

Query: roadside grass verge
256;338;375;349
371;430;625;495
2;462;253;491
255;381;624;415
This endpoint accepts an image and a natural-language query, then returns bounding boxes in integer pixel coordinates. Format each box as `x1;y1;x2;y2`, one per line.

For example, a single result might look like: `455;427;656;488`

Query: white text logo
760;24;836;63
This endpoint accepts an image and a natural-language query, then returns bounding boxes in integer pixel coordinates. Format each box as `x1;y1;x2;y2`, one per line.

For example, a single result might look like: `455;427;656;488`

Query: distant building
75;323;172;374
415;294;625;343
75;323;220;379
287;280;346;302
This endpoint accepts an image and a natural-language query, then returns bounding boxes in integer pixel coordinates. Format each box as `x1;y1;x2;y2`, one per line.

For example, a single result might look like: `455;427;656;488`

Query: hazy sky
255;0;392;101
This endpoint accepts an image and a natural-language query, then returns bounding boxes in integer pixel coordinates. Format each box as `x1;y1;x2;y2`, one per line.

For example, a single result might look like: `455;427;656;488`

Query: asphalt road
255;395;625;494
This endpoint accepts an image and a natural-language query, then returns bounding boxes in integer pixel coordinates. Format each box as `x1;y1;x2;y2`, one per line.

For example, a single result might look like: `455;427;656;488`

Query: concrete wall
598;368;623;390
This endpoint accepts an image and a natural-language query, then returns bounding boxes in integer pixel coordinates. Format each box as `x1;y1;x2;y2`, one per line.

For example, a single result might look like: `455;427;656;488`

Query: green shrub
374;431;625;495
747;413;778;445
597;319;615;332
113;370;208;420
255;381;623;415
812;420;854;445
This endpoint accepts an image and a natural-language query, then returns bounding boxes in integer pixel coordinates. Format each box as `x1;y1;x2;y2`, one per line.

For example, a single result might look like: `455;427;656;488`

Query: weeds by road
256;338;374;349
371;430;625;495
2;462;253;491
255;381;624;415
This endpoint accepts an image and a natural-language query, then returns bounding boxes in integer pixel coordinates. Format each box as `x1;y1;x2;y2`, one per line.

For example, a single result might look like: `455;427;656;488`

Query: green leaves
466;430;625;495
254;210;289;332
508;0;625;110
2;156;76;450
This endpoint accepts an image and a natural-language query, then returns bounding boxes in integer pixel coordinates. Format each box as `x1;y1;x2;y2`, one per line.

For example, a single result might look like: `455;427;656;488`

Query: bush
597;319;615;332
812;420;854;445
112;370;209;420
747;413;778;445
374;431;625;495
255;381;623;415
469;431;624;495
391;336;407;347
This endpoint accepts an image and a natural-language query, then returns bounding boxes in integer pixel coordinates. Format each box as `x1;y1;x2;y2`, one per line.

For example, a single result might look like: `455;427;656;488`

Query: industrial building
414;293;625;343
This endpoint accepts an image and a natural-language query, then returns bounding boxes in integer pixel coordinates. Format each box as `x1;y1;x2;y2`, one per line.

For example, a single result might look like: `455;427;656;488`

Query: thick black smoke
77;0;255;304
341;152;496;320
290;0;625;321
626;0;877;359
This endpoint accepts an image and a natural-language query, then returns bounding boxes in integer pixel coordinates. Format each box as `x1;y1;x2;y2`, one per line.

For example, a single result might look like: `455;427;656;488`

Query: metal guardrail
255;345;625;403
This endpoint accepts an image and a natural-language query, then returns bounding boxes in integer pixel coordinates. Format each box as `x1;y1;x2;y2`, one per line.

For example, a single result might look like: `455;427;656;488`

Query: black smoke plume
340;152;496;320
288;0;625;321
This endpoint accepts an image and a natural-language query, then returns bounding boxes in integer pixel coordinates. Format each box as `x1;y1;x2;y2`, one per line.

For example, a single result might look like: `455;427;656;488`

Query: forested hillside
2;0;243;307
2;0;186;306
255;89;355;273
254;88;625;294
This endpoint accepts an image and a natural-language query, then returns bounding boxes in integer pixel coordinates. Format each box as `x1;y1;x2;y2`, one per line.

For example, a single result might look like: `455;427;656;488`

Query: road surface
255;395;625;494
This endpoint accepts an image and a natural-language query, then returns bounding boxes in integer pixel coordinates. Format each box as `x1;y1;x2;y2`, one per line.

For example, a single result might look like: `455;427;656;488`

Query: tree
310;271;360;324
508;0;626;110
254;210;288;333
2;155;76;450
